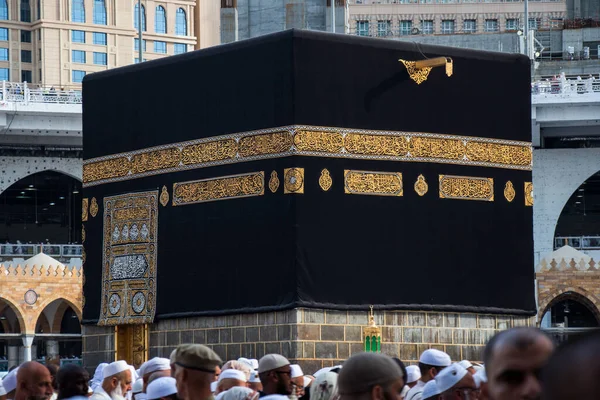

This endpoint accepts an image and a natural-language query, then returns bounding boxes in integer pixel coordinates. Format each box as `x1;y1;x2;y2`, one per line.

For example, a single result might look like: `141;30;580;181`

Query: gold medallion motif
159;186;169;207
319;169;333;191
90;197;99;217
82;224;86;243
439;175;494;201
284;168;305;194
344;170;403;196
525;182;533;206
269;171;280;193
173;172;264;205
504;181;516;202
82;198;89;222
414;175;428;196
398;60;432;85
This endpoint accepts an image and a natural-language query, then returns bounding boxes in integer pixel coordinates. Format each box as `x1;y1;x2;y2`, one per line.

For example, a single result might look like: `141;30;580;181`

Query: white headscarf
215;387;258;400
90;363;109;391
310;372;339;400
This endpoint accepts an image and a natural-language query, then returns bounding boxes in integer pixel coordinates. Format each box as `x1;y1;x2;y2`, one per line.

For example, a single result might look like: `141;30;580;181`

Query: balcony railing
532;76;600;95
0;82;82;105
554;236;600;250
0;244;83;258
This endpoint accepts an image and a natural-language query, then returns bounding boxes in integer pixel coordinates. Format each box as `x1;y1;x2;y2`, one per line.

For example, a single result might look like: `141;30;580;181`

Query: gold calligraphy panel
439;175;494;201
344;170;403;196
99;190;158;326
181;139;238;165
294;130;344;153
466;142;532;167
131;148;181;175
410;137;464;160
344;133;408;156
172;172;264;206
83;157;131;183
238;132;292;157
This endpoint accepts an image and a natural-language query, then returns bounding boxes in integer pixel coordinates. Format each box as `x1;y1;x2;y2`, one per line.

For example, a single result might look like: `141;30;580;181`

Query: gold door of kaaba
115;325;148;369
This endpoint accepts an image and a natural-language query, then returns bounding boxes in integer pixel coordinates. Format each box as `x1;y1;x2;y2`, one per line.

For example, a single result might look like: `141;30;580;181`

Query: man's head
337;352;404;400
101;361;133;400
172;344;222;400
15;362;54;400
542;330;600;400
257;355;292;396
215;369;247;394
221;362;252;382
146;377;178;400
139;359;171;393
418;350;452;383
405;366;421;389
56;364;89;400
290;365;305;398
213;367;221;383
46;365;59;393
434;364;477;400
248;371;262;392
457;361;476;376
483;327;554;400
421;381;441;400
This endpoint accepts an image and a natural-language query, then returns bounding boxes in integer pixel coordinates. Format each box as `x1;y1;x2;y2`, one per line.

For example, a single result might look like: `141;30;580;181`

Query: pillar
46;340;59;361
7;346;18;368
22;335;34;362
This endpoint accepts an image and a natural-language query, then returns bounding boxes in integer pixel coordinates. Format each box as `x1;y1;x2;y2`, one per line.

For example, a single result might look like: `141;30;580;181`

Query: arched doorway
0;298;25;371
0;171;83;261
540;292;600;344
33;299;82;366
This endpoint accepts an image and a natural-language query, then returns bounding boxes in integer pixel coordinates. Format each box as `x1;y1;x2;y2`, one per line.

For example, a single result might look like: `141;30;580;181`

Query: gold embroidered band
439;175;494;202
172;172;264;206
344;170;403;196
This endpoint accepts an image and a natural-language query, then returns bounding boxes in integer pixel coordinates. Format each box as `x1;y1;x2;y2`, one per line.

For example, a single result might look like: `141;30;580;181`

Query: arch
155;5;166;34
538;287;600;325
0;0;7;20
134;3;146;31
0;297;26;334
29;296;82;335
35;311;51;334
0;158;82;196
175;8;186;35
93;0;106;25
51;300;81;333
20;0;31;22
71;0;85;22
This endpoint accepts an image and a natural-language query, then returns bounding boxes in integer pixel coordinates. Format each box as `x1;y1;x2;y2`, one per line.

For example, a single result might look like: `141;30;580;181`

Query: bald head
338;353;404;400
483;327;554;400
15;362;54;400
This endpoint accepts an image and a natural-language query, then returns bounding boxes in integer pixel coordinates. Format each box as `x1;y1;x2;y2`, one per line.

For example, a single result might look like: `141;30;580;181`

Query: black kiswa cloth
82;29;534;324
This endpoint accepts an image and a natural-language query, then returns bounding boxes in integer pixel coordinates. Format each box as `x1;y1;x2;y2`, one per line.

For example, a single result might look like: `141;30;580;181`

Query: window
0;28;7;41
506;18;518;31
93;0;106;25
21;49;32;62
72;0;85;22
72;70;85;83
441;20;455;34
377;20;390;37
134;58;147;63
484;19;498;32
528;18;539;30
21;69;31;82
72;49;86;63
72;30;85;43
155;6;166;34
134;38;146;51
356;20;369;36
21;0;31;22
0;68;9;81
463;19;476;33
21;30;31;42
421;20;434;34
175;8;186;35
38;68;41;81
36;0;39;19
174;43;186;54
0;0;7;20
400;20;412;35
154;40;166;53
38;48;41;60
93;51;107;65
93;32;106;45
0;48;8;61
134;4;146;31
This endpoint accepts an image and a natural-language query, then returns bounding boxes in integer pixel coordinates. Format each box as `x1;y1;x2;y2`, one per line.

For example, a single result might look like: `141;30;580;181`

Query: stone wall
83;308;533;373
82;325;115;373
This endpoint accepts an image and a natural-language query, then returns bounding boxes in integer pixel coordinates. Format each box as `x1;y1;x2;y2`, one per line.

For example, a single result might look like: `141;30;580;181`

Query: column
21;335;34;362
7;346;18;368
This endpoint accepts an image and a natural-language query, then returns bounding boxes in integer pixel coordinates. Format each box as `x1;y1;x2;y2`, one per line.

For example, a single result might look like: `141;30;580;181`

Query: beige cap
173;344;222;373
258;354;290;373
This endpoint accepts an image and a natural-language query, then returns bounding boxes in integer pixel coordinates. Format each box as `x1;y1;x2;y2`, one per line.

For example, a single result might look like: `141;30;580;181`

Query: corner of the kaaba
81;29;535;371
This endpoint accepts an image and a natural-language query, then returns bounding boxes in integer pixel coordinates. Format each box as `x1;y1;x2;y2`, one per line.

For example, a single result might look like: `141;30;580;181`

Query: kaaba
81;30;534;369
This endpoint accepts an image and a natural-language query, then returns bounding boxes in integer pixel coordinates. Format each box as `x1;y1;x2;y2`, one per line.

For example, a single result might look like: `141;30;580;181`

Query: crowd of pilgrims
0;327;599;400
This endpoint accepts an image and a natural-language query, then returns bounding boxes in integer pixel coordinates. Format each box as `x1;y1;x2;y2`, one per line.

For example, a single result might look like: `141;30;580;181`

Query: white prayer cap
473;368;487;388
434;364;467;393
303;376;312;388
458;360;473;370
146;377;177;400
313;367;332;378
291;364;303;379
130;366;139;381
249;371;261;383
237;358;253;369
472;363;484;373
405;365;421;384
419;349;451;367
3;367;19;393
218;369;247;382
0;379;6;396
103;360;130;380
249;359;259;370
422;381;442;400
136;394;148;400
210;382;218;393
132;379;144;394
140;358;171;377
258;354;290;374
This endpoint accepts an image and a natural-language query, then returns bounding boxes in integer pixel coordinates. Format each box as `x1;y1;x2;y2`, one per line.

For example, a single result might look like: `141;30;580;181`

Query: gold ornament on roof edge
414;174;428;196
399;57;453;85
160;185;169;207
504;181;516;202
269;171;280;193
319;169;333;191
89;197;99;217
398;60;431;85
